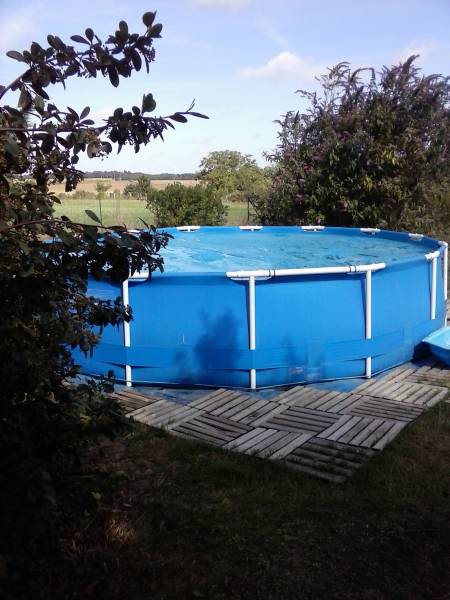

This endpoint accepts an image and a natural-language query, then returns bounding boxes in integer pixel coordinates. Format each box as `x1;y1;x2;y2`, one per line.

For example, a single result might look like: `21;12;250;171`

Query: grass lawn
3;401;449;599
53;196;252;228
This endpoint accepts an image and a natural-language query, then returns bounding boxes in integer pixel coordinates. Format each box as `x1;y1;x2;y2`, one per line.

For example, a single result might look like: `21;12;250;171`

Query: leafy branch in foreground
0;10;207;542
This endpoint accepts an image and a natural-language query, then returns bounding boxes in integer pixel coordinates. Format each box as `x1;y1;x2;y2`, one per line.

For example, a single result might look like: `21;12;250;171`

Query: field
52;178;251;227
50;177;198;195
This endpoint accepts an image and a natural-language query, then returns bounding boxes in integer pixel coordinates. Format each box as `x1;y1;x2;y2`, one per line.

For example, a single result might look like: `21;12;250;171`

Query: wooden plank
276;386;305;403
189;388;233;409
282;388;327;407
194;414;252;435
199;391;244;413
223;399;272;423
286;463;347;483
301;438;375;462
338;417;384;445
317;414;357;441
290;446;359;470
218;396;258;418
249;403;288;427
173;420;234;444
225;428;276;452
251;430;292;455
269;432;313;459
357;421;398;449
306;390;341;410
265;416;324;434
284;406;341;424
286;452;354;477
373;421;408;450
265;412;337;434
114;389;160;403
348;418;386;447
349;397;422;422
310;392;359;413
256;431;299;457
127;398;178;418
236;428;282;454
423;388;449;407
211;394;252;417
172;425;227;446
152;407;201;429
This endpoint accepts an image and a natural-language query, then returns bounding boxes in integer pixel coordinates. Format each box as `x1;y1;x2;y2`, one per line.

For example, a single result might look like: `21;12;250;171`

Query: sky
1;0;449;174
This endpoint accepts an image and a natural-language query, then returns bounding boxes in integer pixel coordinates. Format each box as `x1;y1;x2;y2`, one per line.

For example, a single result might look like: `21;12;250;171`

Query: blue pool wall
74;227;447;388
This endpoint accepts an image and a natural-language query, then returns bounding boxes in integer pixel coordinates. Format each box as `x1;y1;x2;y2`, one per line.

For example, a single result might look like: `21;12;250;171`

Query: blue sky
1;0;449;173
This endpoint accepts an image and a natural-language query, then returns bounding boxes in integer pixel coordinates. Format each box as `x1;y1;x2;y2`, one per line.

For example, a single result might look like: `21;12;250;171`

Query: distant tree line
84;170;197;180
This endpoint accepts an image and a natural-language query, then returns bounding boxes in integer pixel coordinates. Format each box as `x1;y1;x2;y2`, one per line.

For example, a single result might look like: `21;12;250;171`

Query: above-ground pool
75;226;448;389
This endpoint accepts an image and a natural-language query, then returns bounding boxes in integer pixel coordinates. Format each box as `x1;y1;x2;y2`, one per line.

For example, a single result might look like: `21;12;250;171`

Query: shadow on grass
2;403;449;600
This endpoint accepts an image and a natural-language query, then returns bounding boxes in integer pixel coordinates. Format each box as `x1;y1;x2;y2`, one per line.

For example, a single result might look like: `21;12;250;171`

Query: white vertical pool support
121;279;132;387
248;276;257;389
365;270;372;378
426;251;439;321
439;242;448;301
440;242;448;325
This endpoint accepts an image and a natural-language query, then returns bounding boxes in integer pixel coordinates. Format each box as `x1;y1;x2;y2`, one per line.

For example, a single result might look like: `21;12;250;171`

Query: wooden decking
113;358;449;483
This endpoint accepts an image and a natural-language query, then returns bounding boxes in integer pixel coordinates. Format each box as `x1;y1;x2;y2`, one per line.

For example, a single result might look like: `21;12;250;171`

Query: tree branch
0;69;31;101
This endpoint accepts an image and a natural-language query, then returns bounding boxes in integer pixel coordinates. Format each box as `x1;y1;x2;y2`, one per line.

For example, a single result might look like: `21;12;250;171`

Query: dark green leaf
188;111;209;119
107;65;119;87
18;87;32;110
142;11;156;27
170;113;188;123
80;106;90;120
148;23;163;38
142;93;156;113
70;35;89;44
41;134;54;153
85;210;101;224
85;28;94;42
131;49;142;71
6;50;26;63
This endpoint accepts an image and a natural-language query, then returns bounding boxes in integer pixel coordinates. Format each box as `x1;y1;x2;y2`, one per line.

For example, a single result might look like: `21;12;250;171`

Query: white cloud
393;39;441;66
190;0;251;8
239;51;325;81
257;18;288;48
0;3;46;52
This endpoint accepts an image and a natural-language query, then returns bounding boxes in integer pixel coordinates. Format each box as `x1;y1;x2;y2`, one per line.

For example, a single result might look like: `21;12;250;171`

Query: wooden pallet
115;358;449;483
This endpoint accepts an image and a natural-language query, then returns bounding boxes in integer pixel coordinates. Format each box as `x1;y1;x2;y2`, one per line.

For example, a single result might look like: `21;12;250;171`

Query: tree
146;182;226;226
255;57;450;229
0;10;207;539
124;174;153;200
198;150;269;202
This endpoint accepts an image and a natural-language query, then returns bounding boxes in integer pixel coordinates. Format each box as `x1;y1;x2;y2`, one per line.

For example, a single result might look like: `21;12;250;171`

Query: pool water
160;228;429;273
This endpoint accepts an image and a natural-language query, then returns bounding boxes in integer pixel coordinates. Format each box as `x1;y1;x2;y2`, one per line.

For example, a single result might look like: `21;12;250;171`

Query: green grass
53;196;253;228
3;402;449;599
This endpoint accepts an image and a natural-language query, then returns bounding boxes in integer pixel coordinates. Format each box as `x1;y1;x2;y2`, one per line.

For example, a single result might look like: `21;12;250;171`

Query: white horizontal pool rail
226;263;386;280
240;225;263;231
177;225;200;232
360;227;380;235
301;225;324;232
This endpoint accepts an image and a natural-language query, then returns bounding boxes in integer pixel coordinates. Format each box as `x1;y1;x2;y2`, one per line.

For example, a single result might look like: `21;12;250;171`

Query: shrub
256;57;450;229
147;182;227;226
0;10;206;544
